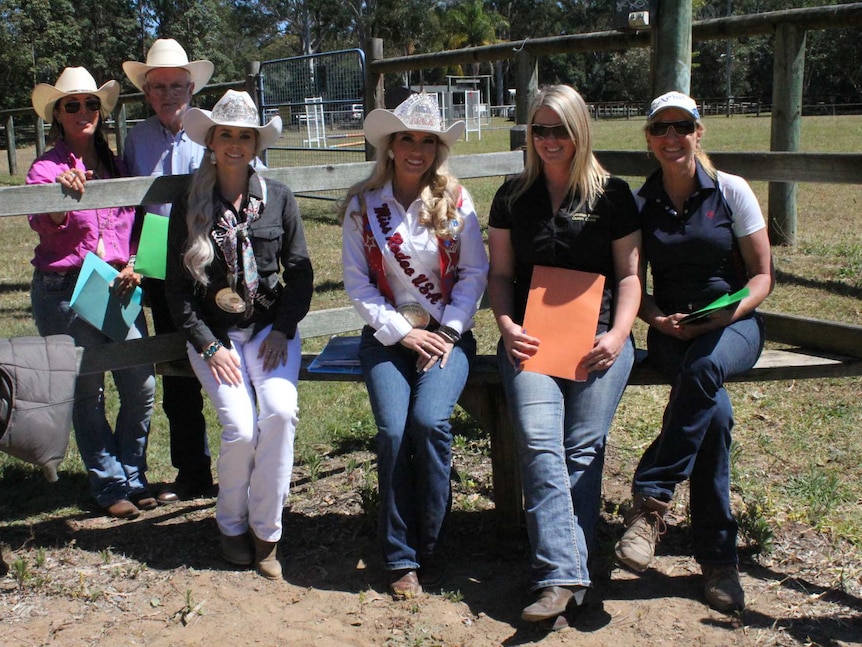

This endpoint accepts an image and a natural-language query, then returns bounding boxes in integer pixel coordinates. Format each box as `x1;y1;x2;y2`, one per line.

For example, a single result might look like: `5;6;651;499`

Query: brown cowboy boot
251;532;282;580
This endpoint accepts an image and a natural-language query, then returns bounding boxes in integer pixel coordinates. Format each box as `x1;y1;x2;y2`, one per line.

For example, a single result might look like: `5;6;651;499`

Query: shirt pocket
250;225;283;274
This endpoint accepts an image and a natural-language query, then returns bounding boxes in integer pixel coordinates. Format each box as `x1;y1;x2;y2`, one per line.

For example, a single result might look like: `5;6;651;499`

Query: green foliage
786;464;850;529
738;494;775;555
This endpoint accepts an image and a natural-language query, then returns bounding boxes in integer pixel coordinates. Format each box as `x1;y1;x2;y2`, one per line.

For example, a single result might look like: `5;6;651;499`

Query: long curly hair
507;85;608;212
338;133;463;239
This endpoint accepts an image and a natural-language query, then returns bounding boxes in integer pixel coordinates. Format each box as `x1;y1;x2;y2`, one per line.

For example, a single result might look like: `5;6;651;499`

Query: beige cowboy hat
363;92;465;151
183;90;282;154
31;67;120;122
123;38;214;93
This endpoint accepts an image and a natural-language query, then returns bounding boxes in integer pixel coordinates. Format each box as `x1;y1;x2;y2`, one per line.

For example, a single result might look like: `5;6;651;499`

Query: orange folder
521;266;606;382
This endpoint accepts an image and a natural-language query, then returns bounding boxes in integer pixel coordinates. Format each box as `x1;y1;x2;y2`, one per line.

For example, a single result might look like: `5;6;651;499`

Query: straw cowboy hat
31;67;120;122
183;90;282;154
123;38;214;93
363;92;465;151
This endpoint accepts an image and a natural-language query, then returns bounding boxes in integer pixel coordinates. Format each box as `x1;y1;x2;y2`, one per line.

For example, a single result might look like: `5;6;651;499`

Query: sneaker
614;493;670;572
702;563;745;612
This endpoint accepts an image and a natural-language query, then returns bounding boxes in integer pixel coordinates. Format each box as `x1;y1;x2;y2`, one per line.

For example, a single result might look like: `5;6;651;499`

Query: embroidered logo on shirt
562;210;600;223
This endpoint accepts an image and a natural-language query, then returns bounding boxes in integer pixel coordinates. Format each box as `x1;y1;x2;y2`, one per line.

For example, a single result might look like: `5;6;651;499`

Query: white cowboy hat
183;90;282;154
363;92;465;151
122;38;214;93
31;67;120;122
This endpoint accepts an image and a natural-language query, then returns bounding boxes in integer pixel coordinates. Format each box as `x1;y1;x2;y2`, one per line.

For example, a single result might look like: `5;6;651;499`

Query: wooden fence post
363;38;384;161
115;103;127;161
651;0;692;96
769;23;806;247
35;116;45;159
5;116;16;177
514;48;537;125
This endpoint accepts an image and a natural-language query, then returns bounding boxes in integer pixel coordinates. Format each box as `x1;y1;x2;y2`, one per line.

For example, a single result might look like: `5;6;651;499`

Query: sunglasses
648;120;696;137
531;123;571;140
62;99;102;114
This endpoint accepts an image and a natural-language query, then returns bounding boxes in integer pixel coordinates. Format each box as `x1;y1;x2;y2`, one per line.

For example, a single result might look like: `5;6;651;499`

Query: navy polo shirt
638;162;749;315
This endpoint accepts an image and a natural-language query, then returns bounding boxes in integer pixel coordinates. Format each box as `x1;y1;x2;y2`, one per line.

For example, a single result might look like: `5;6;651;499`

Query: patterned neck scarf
211;193;263;312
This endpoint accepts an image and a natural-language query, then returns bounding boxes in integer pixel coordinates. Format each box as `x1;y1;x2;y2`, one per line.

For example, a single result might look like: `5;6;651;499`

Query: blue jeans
31;270;156;507
498;336;634;591
359;326;475;571
633;315;764;565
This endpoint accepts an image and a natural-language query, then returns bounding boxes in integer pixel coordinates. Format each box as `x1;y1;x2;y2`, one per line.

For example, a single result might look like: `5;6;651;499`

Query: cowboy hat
31;67;120;122
183;90;282;154
123;38;214;93
363;92;465;151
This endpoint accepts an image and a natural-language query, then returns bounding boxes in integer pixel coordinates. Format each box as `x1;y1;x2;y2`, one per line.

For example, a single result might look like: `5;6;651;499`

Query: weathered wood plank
759;310;862;360
0;151;526;218
9;151;862;218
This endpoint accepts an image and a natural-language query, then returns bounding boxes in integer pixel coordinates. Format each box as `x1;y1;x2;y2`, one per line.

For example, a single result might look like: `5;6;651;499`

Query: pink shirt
27;139;136;273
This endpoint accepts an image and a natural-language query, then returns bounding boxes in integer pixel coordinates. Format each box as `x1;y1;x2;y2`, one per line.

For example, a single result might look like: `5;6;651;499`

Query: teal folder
70;253;143;341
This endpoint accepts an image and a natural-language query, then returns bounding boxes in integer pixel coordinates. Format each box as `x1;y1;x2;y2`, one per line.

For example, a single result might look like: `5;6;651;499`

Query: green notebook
679;287;750;325
134;213;169;280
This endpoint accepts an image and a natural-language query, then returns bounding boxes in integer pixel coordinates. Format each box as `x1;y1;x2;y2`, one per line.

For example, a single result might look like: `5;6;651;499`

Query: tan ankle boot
251;533;282;580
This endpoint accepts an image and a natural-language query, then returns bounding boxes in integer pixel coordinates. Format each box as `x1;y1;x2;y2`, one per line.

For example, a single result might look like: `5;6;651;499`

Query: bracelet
436;325;461;343
126;254;136;270
201;340;223;360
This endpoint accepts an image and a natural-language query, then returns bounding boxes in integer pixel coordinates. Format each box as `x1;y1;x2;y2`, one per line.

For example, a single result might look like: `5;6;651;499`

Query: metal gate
257;49;366;168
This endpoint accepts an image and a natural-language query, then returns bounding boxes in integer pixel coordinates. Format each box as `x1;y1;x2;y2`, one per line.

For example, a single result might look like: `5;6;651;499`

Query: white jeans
187;324;300;542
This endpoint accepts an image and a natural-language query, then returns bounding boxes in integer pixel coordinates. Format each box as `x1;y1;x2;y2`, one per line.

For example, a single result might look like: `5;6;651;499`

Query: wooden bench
5;150;862;532
74;304;862;532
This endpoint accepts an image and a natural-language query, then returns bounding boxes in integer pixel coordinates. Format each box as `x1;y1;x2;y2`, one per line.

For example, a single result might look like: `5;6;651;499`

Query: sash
361;189;461;324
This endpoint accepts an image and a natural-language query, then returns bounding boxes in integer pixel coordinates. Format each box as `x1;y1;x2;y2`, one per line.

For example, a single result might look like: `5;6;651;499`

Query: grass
1;114;861;552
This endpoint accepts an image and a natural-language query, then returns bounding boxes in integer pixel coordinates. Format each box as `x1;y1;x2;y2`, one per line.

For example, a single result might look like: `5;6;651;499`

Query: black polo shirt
489;175;639;333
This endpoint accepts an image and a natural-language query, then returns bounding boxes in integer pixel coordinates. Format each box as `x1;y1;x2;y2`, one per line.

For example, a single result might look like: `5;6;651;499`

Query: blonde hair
508;85;608;211
338;133;463;239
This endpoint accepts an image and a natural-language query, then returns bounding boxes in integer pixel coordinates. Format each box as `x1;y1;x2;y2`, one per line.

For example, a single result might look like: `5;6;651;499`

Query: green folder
679;287;750;325
134;213;169;280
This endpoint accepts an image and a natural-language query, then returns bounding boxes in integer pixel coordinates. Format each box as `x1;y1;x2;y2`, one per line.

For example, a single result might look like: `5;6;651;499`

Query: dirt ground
2;441;862;647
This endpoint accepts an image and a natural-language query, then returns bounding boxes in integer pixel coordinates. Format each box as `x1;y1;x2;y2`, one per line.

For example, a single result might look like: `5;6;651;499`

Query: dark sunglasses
531;123;571;140
62;99;102;115
648;120;696;137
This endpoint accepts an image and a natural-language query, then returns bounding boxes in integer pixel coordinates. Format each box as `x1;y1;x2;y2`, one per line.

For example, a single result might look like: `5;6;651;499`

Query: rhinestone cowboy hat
123;38;214;93
647;91;701;121
363;93;466;151
31;67;120;122
183;90;282;154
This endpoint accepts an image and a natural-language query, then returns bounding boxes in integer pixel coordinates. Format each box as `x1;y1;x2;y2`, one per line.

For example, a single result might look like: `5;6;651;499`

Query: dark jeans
145;278;212;490
359;326;475;571
633;314;764;565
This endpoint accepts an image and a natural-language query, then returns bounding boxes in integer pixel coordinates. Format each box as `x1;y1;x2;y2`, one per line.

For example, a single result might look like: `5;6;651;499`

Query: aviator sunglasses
62;99;102;114
531;123;571;140
648;120;696;137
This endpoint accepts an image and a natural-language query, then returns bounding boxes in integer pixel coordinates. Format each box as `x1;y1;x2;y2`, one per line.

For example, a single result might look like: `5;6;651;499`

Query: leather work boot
252;533;282;580
389;569;422;599
614;493;671;572
521;585;586;622
702;563;746;612
220;531;253;566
